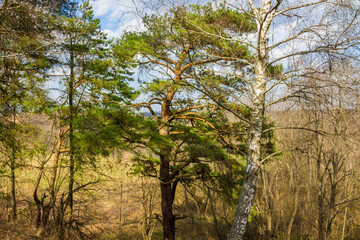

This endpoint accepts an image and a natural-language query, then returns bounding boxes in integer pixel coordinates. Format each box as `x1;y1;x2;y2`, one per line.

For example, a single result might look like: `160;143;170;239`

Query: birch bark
227;1;273;239
223;0;358;238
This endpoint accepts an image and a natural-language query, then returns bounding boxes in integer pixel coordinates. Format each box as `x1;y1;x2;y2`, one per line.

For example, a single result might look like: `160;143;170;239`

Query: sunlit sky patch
90;0;142;39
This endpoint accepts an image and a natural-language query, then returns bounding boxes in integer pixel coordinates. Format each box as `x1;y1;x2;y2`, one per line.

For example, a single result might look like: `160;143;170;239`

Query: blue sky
90;0;142;39
89;0;206;38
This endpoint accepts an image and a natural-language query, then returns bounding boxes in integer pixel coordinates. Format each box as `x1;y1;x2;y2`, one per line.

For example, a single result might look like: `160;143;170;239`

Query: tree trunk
261;165;272;236
227;61;266;238
286;181;299;240
226;72;266;238
159;119;176;240
227;1;272;238
227;112;263;239
36;125;62;235
326;154;338;240
157;62;182;240
33;171;43;229
68;37;75;236
50;119;63;202
10;153;16;221
56;194;66;240
160;155;175;240
286;154;301;240
341;163;352;240
159;112;176;240
317;150;326;240
10;108;17;221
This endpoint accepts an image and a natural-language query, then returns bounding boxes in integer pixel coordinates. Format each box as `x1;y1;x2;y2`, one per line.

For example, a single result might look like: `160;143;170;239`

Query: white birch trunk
227;1;273;239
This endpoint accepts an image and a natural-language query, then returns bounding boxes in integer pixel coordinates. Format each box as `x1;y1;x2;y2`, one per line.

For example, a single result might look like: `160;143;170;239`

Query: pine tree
0;0;57;221
31;1;134;237
112;4;254;239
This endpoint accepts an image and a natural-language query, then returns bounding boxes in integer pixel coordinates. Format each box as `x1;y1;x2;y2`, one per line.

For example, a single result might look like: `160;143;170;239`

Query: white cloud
103;18;145;39
91;0;134;18
91;0;142;39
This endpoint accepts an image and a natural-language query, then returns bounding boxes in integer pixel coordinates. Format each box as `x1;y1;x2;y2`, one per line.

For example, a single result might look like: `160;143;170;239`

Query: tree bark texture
227;102;263;239
227;1;272;239
160;154;176;240
159;74;177;240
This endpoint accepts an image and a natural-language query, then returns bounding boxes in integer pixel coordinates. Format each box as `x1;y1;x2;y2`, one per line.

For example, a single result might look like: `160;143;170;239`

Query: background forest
1;0;360;240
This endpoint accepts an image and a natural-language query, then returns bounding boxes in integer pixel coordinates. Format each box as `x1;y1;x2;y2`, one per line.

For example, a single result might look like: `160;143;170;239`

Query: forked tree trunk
33;170;43;229
35;120;66;236
158;63;182;240
159;88;175;240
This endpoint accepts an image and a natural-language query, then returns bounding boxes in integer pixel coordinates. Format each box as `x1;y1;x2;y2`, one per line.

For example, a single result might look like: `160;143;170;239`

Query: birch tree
187;1;360;239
